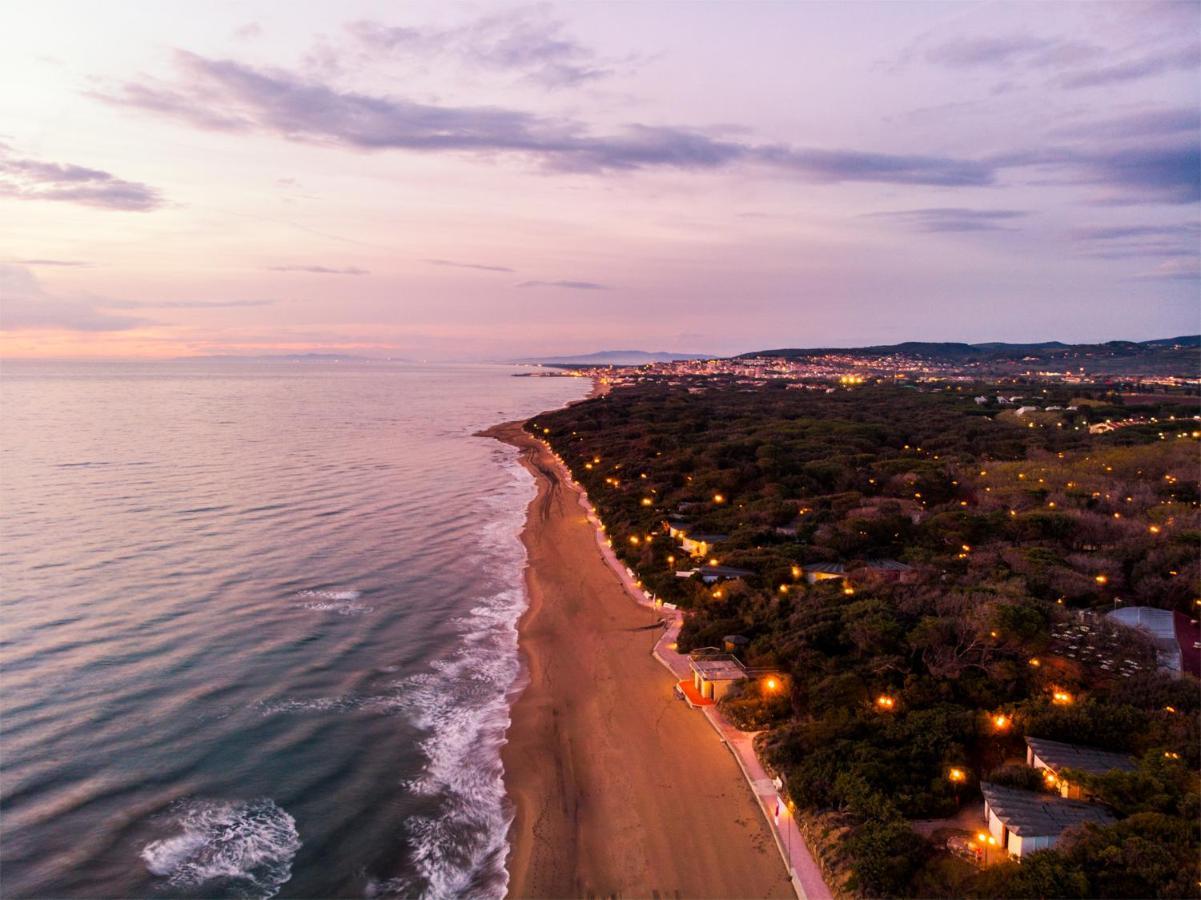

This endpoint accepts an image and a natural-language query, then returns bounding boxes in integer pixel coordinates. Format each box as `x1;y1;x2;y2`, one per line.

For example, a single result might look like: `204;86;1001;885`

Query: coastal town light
993;714;1010;731
713;493;725;504
764;677;780;692
875;694;896;710
1052;689;1073;705
948;767;966;783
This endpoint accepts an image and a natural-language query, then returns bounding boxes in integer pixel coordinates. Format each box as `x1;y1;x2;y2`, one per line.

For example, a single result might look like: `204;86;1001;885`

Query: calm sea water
0;360;588;899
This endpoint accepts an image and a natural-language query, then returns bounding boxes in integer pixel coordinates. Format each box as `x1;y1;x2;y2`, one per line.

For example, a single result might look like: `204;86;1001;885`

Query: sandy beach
484;420;793;899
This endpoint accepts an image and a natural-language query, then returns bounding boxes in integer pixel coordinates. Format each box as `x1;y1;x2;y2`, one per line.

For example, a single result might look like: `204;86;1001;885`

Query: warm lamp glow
949;767;966;783
1052;689;1073;705
713;493;725;504
993;714;1010;731
764;677;779;692
875;694;895;710
1094;574;1109;585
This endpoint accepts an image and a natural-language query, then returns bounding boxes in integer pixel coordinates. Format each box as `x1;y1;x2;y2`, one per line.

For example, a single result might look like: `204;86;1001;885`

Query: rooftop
1026;736;1137;775
689;654;747;682
981;783;1115;837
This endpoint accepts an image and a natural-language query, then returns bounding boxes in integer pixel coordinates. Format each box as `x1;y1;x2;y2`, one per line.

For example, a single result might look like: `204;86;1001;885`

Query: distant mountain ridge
744;336;1201;364
515;350;710;366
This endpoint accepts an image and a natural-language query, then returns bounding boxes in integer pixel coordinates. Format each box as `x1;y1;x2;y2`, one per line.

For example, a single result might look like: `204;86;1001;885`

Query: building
1107;606;1201;678
857;559;917;583
802;562;847;584
803;559;915;584
1025;736;1136;799
688;652;747;702
678;532;729;559
981;782;1115;859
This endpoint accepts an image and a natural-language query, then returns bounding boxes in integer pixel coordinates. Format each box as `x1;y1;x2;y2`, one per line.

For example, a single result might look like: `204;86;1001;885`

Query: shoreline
481;411;794;898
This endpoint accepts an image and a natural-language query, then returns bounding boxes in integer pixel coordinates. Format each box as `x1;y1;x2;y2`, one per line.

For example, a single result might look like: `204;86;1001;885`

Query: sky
1;0;1198;359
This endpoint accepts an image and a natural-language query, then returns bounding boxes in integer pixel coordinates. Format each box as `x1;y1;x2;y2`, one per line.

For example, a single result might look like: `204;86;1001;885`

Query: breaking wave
141;798;301;898
395;452;534;899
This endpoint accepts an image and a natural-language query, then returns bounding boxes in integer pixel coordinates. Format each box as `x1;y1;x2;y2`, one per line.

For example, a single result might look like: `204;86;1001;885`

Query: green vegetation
529;381;1200;898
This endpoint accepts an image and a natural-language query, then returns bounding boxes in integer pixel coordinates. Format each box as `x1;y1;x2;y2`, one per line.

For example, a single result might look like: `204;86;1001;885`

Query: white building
981;782;1114;859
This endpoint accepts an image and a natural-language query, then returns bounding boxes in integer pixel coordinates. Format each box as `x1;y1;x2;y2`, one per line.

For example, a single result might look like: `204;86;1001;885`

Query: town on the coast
524;336;1200;898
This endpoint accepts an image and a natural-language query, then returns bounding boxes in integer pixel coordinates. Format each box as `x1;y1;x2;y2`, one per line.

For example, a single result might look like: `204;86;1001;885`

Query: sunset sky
2;1;1198;359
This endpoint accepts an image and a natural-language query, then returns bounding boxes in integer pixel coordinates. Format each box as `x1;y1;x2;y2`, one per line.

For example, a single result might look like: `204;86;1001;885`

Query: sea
0;360;589;899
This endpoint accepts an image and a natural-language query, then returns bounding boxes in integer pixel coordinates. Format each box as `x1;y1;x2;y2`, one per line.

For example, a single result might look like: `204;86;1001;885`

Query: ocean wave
141;798;301;899
395;451;533;899
292;589;372;615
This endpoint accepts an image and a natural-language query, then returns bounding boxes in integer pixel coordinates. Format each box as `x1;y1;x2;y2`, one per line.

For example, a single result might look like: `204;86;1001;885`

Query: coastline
481;411;794;898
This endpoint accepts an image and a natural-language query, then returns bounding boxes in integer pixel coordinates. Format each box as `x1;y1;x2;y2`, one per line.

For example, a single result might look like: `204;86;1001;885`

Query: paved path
544;441;834;900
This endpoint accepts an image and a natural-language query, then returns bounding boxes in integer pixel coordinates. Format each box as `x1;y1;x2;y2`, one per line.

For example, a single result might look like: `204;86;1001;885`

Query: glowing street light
992;714;1010;732
713;493;725;504
763;676;780;693
1094;574;1109;585
1052;689;1073;705
875;694;896;711
948;767;966;783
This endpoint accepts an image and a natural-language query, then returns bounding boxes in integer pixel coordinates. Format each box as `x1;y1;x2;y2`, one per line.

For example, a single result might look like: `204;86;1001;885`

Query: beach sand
484;421;793;899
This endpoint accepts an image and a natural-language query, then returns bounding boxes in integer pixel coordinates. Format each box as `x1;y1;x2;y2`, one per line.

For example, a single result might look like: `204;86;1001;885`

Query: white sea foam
296;589;361;601
292;589;372;615
394;451;534;899
141;798;301;899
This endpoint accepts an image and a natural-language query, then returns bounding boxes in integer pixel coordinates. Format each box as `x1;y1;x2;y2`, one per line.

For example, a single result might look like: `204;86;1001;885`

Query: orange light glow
1094;574;1108;585
764;677;780;692
713;493;725;504
1052;689;1073;705
949;767;966;783
875;694;896;710
993;714;1010;731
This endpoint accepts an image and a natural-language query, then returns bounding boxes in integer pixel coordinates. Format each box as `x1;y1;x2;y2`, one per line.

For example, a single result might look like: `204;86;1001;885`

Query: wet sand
484;421;793;899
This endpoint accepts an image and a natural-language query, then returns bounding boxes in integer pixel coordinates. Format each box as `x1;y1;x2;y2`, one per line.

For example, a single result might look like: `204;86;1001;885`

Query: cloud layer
97;51;996;186
0;146;162;211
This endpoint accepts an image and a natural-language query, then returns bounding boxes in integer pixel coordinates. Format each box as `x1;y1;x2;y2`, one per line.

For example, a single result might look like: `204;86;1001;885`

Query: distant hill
515;350;710;366
183;353;381;362
744;336;1201;373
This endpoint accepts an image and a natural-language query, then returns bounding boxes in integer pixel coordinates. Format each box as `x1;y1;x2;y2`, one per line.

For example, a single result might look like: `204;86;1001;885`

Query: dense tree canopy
530;380;1200;897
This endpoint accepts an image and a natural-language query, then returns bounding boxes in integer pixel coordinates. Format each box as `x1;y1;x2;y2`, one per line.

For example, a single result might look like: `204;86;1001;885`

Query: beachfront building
679;532;729;559
688;652;747;702
1025;736;1136;799
981;782;1115;859
802;562;847;584
1107;606;1201;678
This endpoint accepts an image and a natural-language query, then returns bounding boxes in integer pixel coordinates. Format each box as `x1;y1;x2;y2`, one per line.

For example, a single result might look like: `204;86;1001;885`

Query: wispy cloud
424;258;514;272
96;51;996;186
516;279;609;290
102;298;276;309
11;258;94;267
1059;43;1200;89
925;33;1098;69
0;266;150;332
1048;107;1200;141
0;146;162;211
993;143;1201;205
867;207;1027;232
1125;258;1200;282
267;264;369;275
1072;222;1200;260
346;7;613;88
